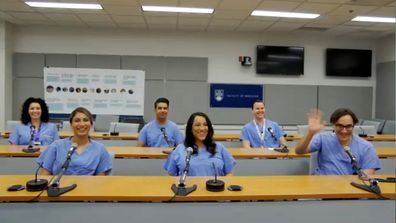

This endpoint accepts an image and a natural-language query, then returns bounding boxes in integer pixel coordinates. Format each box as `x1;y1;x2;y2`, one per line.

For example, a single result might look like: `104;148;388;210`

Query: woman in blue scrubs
164;112;236;176
9;97;59;145
37;107;112;176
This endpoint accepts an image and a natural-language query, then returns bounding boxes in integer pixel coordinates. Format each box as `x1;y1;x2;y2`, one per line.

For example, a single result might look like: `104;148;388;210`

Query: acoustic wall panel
77;55;121;69
165;81;208;124
13;53;44;77
318;86;372;121
165;57;208;81
121;56;165;80
45;54;76;68
143;80;166;122
265;85;317;125
12;78;44;119
376;61;395;120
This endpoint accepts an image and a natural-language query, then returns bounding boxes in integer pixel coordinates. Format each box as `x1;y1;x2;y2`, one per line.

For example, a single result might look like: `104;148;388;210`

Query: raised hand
307;109;325;134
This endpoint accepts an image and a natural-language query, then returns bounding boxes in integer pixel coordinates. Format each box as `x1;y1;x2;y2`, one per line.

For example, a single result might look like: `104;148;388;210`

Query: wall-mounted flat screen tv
256;45;304;75
326;48;372;77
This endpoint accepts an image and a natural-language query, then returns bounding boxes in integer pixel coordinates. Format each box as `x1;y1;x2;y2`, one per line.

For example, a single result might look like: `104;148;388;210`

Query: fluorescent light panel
352;16;395;23
142;6;214;14
25;1;102;9
251;10;319;19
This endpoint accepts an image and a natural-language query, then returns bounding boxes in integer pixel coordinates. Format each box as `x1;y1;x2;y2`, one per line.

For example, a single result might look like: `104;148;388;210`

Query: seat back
361;120;381;134
353;125;377;135
6;120;20;131
94;115;119;132
382;120;396;134
109;122;139;133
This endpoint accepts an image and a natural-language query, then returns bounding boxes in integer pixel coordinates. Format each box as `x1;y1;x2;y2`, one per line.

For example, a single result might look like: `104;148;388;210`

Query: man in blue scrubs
240;100;287;149
295;108;380;175
137;97;184;148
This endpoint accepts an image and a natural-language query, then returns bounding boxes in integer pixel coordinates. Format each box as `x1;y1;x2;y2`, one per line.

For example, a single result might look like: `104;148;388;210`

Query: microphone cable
28;174;56;202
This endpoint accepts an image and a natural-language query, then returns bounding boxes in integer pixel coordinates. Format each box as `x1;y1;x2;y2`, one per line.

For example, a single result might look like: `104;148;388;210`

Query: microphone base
171;184;197;196
358;134;368;137
274;148;289;153
206;179;225;192
350;182;381;195
22;146;40;153
110;132;119;136
47;184;77;197
26;179;48;191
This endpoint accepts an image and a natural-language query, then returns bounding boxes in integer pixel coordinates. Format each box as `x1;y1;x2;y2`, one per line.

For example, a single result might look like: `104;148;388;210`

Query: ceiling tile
295;3;341;14
145;16;177;24
44;13;82;22
218;0;262;10
209;18;241;26
366;6;396;16
103;6;142;16
78;14;114;23
178;17;210;25
256;1;302;11
7;12;48;21
267;21;305;31
213;10;250;19
98;0;139;6
139;0;178;6
0;1;34;12
328;4;377;16
179;0;220;8
112;15;145;23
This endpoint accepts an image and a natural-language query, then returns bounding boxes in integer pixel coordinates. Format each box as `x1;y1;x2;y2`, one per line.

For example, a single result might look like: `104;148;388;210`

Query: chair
372;119;386;134
109;122;139;133
6;120;20;131
353;125;377;135
361;120;382;134
296;125;309;135
94;115;119;132
382;120;395;134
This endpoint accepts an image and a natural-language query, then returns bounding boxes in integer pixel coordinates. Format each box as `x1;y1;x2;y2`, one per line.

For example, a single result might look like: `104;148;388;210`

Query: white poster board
44;67;145;116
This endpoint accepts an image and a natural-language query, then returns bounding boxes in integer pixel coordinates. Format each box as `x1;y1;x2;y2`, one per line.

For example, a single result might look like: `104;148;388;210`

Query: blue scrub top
240;119;285;148
37;138;112;175
138;120;184;147
9;122;59;145
164;142;236;176
310;132;381;175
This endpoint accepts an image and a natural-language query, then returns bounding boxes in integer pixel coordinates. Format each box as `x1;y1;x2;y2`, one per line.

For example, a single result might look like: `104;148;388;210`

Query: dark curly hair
330;108;359;125
20;97;49;125
184;112;216;155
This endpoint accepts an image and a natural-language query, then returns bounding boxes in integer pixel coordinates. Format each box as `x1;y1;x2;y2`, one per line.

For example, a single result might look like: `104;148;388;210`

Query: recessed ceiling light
352;16;395;23
25;1;102;9
251;10;319;19
142;6;214;14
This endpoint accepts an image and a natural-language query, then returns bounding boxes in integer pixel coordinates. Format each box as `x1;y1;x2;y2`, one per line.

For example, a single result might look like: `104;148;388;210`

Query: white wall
12;25;378;88
0;21;13;131
376;34;395;63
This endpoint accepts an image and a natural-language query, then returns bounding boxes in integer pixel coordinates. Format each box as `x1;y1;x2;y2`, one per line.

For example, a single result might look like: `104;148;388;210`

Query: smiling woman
8;97;59;146
37;107;112;176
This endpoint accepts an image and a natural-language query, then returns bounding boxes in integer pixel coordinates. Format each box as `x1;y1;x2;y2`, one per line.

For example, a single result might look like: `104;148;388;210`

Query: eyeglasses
335;124;354;131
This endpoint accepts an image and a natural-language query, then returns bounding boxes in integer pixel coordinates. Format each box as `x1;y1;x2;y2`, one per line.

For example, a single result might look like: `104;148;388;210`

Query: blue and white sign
210;84;263;108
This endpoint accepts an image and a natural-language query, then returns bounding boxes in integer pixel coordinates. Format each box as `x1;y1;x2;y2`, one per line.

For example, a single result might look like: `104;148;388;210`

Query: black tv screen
326;48;372;77
256;45;304;75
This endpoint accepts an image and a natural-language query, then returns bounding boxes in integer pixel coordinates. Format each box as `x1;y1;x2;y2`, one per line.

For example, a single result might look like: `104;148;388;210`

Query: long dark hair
20;97;49;125
184;112;216;155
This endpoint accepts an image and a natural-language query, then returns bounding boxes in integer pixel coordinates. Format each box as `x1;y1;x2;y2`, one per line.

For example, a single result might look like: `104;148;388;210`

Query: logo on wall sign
214;89;224;102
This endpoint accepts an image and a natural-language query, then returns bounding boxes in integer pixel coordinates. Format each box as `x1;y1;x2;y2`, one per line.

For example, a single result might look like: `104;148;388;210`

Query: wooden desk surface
0;175;394;202
0;145;394;158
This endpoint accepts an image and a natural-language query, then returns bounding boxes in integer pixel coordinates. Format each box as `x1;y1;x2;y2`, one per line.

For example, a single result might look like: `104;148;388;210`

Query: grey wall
376;61;395;120
13;53;375;125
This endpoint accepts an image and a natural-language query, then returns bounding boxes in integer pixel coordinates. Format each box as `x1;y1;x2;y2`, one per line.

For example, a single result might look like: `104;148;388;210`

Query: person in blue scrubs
137;97;184;148
164;112;236;176
9;97;59;146
240;100;287;149
295;108;380;175
37;107;112;176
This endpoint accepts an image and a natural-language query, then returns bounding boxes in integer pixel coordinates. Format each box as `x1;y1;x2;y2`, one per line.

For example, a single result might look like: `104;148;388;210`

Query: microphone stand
22;126;40;153
171;148;197;196
47;146;77;197
161;128;176;154
346;148;381;195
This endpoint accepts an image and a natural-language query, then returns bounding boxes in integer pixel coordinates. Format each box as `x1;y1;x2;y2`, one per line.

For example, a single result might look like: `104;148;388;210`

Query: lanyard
31;123;41;144
253;120;266;148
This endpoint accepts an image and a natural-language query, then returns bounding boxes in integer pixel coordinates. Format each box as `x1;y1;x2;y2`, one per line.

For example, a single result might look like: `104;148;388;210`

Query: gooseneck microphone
345;146;381;195
358;126;367;137
268;127;289;153
110;123;119;136
171;147;197;196
47;143;78;197
22;125;40;153
161;127;176;155
206;162;225;192
26;162;48;191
